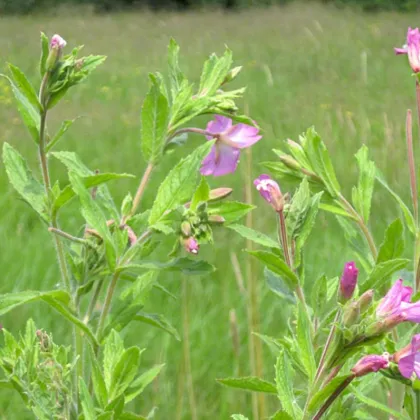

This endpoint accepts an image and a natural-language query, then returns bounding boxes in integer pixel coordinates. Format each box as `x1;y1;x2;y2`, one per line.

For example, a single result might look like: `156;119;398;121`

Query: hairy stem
406;109;418;224
244;148;265;419
48;227;88;245
313;375;355;420
166;127;214;145
125;163;154;221
84;279;104;325
338;194;377;259
96;271;120;340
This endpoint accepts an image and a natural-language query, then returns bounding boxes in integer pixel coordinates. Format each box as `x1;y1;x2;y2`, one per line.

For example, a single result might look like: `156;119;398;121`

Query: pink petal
400;301;420;323
398;353;415;378
200;144;240;177
377;279;404;317
395;47;408;55
402;286;413;302
228;124;262;149
414;352;420;378
206;115;232;139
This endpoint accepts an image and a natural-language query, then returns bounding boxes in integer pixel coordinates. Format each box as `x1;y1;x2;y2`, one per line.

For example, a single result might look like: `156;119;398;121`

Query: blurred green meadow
0;2;419;418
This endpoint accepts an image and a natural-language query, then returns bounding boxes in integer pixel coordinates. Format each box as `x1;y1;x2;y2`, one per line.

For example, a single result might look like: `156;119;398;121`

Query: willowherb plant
0;33;259;418
218;26;420;420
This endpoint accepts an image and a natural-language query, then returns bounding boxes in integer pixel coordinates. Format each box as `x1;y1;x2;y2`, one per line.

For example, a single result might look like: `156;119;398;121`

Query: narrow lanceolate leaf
190;176;210;210
109;347;141;401
149;141;213;226
275;351;300;418
46;118;80;152
199;49;233;96
286;178;311;240
88;345;108;408
8;64;41;112
362;258;410;292
208;201;255;224
376;170;416;235
2;142;47;221
168;38;185;99
103;330;125;391
134;312;180;341
352;145;375;223
217;377;277;394
79;378;96;420
229;224;280;249
376;219;404;264
125;364;165;403
141;73;170;164
296;302;316;383
310;274;328;315
264;269;296;304
1;75;40;142
247;250;298;290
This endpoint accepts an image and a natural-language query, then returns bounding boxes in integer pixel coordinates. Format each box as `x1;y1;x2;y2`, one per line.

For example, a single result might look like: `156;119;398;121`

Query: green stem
96;271;120;340
313;375;355;420
338;194;377;260
84;279;104;325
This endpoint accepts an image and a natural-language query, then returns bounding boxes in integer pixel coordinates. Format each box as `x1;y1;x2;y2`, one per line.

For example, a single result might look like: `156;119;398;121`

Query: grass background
0;2;419;418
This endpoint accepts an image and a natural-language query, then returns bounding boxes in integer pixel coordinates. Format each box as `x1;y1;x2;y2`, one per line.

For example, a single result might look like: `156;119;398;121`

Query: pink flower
395;335;420;379
394;27;420;73
50;34;67;49
200;115;261;177
339;261;359;301
253;174;283;211
184;237;199;255
351;354;389;377
376;279;412;318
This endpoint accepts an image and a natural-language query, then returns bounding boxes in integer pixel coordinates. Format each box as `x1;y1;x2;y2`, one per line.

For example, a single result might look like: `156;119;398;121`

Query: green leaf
120;257;215;276
376;170;416;235
310;274;328;315
52;150;90;176
45;118;80;152
352;387;409;419
134;312;180;341
125;364;165;403
229;224;279;249
168;38;185;99
217;377;277;394
53;172;134;212
352;145;375;223
270;411;293;420
377;219;404;264
1;75;40;142
296;301;316;383
120;413;147;420
88;345;108;408
308;374;350;412
264;268;296;304
8;63;41;112
79;377;96;420
319;202;353;218
247;250;298;290
286;178;311;240
2;142;47;221
149;141;213;226
141;73;170;164
208;201;255;224
39;32;49;77
275;351;300;418
109;347;141;401
103;330;125;391
304;127;340;197
231;415;249;420
69;172;116;269
199;49;233;96
190;176;210;210
362;258;410;292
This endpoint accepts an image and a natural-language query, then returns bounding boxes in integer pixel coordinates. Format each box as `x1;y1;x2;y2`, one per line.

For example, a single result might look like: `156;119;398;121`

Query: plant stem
313;375;355;420
338;193;377;260
166;127;214;145
48;227;88;245
406;109;418;224
244;148;265;420
125;163;154;221
181;277;198;420
84;279;104;324
96;271;120;340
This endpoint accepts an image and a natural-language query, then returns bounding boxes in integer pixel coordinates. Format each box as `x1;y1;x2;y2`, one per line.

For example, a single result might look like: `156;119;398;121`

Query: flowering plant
2;26;420;420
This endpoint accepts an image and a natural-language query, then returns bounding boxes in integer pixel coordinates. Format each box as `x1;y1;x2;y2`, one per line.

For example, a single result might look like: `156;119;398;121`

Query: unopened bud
339;261;359;301
367;313;406;336
209;188;233;201
358;289;374;313
222;66;242;85
343;301;360;327
279;155;301;172
254;174;284;212
351;354;389;377
182;237;199;255
46;34;67;72
181;221;192;237
208;215;225;224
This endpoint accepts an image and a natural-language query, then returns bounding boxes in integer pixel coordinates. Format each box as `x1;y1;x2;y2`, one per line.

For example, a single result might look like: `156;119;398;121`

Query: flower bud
46;34;67;72
181;221;192;237
208;215;225;224
209;188;233;201
358;289;374;313
343;301;360;327
278;155;302;172
182;237;199;255
351;354;389;377
254;174;284;212
339;261;359;301
222;66;242;85
367;313;406;336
